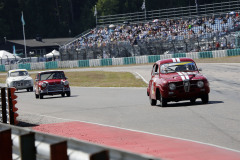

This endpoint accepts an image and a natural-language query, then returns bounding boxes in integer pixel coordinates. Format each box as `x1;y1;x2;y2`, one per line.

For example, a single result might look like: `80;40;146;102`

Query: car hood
40;79;64;85
7;76;33;81
161;71;206;82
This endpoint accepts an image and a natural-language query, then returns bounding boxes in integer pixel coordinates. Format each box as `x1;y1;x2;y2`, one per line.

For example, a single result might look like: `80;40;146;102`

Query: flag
94;5;97;16
141;0;145;10
13;45;16;55
21;12;25;25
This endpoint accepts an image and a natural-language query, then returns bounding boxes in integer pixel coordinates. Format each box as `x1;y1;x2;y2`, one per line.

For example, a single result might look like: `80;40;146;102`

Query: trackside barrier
78;60;90;67
1;87;19;125
1;48;240;72
0;65;5;72
0;123;160;160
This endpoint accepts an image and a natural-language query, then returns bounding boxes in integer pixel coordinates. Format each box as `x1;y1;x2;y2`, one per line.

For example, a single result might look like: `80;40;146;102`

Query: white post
21;11;27;58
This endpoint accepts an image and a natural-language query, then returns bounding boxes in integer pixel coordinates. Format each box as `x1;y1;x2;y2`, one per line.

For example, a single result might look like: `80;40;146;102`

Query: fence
0;123;159;160
1;48;240;72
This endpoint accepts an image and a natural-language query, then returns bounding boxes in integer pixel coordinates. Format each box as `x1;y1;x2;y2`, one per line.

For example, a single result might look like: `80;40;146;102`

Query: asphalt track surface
11;63;240;159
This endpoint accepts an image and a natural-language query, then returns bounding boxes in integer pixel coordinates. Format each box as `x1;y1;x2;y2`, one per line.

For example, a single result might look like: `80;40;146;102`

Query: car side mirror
198;68;202;71
35;79;39;82
65;77;68;80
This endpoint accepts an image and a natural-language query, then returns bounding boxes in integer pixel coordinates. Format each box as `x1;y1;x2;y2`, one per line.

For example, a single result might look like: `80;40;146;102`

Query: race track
15;63;240;155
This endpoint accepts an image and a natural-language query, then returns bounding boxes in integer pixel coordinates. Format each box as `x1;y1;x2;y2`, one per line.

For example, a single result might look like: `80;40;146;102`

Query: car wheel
61;93;65;97
190;98;196;104
66;91;71;97
30;87;33;92
201;94;209;104
40;93;44;99
35;93;39;99
149;95;156;106
159;94;167;107
27;88;29;92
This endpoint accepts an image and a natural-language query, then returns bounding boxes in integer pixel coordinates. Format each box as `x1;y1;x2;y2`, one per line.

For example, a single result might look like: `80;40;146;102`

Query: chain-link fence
59;0;240;61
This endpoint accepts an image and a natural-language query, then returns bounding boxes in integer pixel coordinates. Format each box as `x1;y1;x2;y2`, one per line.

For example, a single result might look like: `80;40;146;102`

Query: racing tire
61;93;65;97
35;93;39;99
40;93;44;99
159;94;167;107
66;91;71;97
201;94;209;104
190;98;196;104
149;95;157;106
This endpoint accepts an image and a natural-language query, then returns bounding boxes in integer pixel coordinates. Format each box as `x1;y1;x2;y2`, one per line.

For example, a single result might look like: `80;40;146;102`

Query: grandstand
60;0;240;61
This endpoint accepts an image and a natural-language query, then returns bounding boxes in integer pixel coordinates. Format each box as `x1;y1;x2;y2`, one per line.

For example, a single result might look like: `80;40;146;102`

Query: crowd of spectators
63;11;240;53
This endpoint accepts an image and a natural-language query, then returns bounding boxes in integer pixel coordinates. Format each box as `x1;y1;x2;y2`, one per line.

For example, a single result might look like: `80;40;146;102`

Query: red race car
147;58;210;107
35;70;71;99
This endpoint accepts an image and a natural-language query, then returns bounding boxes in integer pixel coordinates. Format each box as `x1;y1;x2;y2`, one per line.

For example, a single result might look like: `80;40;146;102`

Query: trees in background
0;0;231;42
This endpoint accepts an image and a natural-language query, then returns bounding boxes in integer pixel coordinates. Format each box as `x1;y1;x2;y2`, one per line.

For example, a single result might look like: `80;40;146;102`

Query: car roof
38;70;64;74
8;69;28;73
156;58;195;65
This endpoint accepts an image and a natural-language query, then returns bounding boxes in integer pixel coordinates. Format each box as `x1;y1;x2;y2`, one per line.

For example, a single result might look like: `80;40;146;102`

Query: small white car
6;69;34;92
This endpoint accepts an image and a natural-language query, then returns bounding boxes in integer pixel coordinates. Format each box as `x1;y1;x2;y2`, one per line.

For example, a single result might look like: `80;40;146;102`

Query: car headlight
169;83;176;91
197;80;204;88
41;83;47;88
64;81;69;86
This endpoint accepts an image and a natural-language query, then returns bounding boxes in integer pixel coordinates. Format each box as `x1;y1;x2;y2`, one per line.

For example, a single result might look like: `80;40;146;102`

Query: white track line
25;111;240;153
135;72;148;84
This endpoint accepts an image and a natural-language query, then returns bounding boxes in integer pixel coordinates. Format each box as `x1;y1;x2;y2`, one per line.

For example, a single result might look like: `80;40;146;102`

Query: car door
149;64;159;99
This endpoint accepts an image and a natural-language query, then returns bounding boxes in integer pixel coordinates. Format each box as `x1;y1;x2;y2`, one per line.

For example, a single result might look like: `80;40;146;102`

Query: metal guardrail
0;123;160;160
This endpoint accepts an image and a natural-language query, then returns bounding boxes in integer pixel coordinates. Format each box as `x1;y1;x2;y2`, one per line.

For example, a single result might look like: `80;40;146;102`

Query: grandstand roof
8;38;74;47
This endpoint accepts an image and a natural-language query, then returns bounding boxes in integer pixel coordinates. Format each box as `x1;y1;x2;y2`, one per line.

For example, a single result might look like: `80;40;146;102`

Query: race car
147;58;210;107
6;69;34;92
35;70;71;99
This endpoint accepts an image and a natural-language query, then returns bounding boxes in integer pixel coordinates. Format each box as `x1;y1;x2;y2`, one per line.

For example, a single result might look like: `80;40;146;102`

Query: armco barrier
227;48;240;56
18;63;31;70
78;60;90;67
1;48;240;72
124;57;136;65
101;58;113;66
0;123;160;160
45;61;58;69
0;65;5;72
199;51;213;59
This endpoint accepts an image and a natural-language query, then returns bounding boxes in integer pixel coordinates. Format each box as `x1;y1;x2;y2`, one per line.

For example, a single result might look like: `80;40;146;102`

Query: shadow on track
156;100;224;108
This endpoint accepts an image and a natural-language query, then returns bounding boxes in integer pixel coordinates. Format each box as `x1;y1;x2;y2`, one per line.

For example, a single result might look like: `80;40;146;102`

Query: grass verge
0;71;147;87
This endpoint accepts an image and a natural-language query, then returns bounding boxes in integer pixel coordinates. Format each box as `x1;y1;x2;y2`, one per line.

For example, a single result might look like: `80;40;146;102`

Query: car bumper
40;88;70;95
162;87;210;101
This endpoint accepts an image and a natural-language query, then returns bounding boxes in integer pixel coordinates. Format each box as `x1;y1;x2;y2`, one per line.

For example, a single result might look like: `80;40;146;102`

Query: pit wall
1;49;240;72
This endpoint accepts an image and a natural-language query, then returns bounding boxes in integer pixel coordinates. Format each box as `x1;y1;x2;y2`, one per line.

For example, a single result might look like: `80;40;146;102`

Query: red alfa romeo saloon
147;58;210;107
35;70;71;99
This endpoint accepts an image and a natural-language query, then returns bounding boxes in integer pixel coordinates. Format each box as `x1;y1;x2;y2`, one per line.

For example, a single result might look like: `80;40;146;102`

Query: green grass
0;71;147;87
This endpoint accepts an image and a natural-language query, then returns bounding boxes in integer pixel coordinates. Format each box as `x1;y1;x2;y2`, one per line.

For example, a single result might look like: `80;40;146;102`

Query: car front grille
13;80;31;87
175;80;198;93
48;84;63;91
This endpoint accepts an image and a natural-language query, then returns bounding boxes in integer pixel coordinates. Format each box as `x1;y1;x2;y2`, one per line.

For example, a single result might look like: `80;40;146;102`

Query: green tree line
0;0;229;42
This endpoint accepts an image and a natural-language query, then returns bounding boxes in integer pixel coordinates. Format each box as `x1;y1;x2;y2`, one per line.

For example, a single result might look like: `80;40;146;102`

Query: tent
0;50;20;59
44;50;60;58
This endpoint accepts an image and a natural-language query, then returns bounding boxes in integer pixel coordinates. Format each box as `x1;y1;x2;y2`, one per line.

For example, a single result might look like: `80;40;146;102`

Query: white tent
0;50;20;59
45;49;60;58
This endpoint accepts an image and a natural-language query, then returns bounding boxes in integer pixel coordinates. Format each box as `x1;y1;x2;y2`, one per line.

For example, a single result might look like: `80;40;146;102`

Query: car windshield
40;72;65;80
160;61;197;73
10;71;28;77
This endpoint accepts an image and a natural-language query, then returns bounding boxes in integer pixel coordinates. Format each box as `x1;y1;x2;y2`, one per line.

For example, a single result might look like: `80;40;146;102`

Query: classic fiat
35;70;71;99
147;58;210;107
